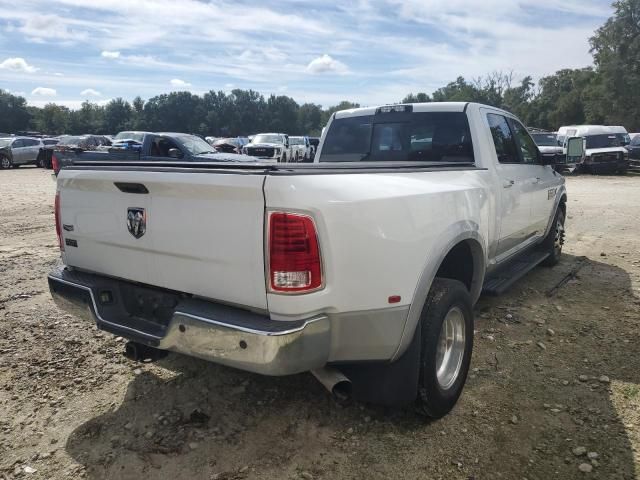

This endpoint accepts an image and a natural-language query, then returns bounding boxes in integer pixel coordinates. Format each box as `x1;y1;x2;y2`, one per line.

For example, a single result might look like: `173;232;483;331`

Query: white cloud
306;54;348;74
0;57;38;73
169;78;191;87
19;15;87;43
80;88;102;97
31;87;57;96
101;50;120;59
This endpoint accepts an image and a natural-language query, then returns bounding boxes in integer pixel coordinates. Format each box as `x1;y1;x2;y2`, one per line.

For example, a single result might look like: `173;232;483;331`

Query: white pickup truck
48;102;583;418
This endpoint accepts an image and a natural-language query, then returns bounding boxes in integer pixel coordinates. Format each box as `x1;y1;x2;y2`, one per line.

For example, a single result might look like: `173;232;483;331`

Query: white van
557;125;629;173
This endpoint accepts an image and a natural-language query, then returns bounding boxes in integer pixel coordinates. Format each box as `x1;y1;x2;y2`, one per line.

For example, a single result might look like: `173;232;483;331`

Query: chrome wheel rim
1;157;9;169
435;307;466;390
554;212;565;256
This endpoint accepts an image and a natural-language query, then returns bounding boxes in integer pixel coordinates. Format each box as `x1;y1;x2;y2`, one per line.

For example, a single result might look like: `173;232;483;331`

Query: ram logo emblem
127;208;146;239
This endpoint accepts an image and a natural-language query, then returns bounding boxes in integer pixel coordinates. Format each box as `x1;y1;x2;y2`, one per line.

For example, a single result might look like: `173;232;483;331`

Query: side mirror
168;148;184;159
566;136;584;164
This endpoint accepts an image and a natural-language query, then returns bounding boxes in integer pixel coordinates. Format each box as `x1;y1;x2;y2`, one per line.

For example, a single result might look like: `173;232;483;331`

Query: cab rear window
319;112;474;163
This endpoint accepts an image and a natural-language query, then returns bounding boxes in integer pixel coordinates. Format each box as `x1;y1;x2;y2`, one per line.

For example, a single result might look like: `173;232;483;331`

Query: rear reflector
268;212;322;293
52;153;59;174
54;192;64;252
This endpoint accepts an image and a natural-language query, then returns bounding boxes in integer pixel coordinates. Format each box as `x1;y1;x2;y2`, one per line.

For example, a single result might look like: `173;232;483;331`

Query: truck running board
482;251;550;296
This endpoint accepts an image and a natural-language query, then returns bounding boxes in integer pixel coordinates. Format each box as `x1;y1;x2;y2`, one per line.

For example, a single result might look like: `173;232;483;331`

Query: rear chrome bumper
48;267;330;376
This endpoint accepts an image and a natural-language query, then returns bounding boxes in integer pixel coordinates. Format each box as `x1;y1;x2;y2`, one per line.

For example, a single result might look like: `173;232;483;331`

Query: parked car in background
212;137;249;154
49;102;583;417
557;125;629;173
0;137;43;169
56;135;112;150
38;138;61;168
626;133;640;163
243;133;291;162
288;136;312;162
52;132;256;174
205;136;220;145
530;131;564;165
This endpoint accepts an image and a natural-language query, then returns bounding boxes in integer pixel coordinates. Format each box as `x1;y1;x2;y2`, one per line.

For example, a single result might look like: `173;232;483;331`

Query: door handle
533;177;541;184
503;180;515;188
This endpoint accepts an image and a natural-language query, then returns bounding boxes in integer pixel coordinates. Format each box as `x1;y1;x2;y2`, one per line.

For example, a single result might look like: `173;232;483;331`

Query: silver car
0;137;44;169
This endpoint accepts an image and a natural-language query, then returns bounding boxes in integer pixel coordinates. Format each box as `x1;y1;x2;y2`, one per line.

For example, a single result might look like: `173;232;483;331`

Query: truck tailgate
57;169;268;311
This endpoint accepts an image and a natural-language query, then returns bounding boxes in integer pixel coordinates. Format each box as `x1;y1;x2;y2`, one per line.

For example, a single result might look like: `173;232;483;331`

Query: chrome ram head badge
127;207;146;239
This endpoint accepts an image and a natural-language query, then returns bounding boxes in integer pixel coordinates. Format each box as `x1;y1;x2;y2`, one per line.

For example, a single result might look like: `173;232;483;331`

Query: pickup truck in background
289;136;312;162
242;133;292;162
52;132;255;173
48;102;583;418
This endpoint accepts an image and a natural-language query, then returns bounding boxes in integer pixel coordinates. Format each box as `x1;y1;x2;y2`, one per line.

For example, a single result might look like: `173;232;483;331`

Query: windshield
585;134;623;149
0;138;12;147
176;134;217;155
531;133;558;147
213;138;239;146
289;137;304;145
252;134;283;145
114;131;146;142
319;112;474;163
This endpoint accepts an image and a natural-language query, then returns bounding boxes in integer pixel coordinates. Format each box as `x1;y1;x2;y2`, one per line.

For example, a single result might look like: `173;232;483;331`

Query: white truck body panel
58;170;269;311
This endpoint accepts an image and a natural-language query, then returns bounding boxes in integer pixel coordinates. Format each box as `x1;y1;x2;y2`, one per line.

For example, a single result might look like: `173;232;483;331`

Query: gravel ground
1;166;640;480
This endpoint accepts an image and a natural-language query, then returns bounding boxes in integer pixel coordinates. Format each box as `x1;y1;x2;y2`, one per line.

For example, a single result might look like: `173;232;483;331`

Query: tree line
1;0;638;136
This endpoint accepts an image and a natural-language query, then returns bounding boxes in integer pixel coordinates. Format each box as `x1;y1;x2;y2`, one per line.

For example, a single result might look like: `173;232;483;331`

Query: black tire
541;205;565;267
0;155;11;169
416;278;474;419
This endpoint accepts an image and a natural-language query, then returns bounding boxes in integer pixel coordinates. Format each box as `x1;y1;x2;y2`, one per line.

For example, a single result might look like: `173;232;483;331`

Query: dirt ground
1;166;640;480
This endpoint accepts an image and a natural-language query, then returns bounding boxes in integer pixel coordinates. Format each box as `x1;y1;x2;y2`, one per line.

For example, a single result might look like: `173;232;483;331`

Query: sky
0;0;614;109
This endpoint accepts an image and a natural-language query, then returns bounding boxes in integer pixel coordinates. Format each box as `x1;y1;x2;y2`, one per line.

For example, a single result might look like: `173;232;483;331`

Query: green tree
402;92;431;104
266;95;299;134
589;0;640;129
33;103;70;134
143;92;204;134
298;103;323;135
103;98;133;133
0;90;31;133
68;101;104;134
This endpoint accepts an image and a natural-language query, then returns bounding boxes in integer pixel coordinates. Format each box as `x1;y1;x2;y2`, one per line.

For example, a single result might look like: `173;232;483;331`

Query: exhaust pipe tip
311;368;353;406
124;341;168;363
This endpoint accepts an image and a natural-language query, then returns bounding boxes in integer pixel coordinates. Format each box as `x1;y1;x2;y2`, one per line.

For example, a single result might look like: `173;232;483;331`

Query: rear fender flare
390;224;486;362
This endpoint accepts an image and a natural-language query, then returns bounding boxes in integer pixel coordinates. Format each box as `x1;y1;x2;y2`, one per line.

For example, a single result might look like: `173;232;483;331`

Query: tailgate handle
115;182;149;194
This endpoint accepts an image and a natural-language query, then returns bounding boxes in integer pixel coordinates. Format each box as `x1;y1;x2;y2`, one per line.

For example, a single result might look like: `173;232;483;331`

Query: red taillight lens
55;192;64;252
52;153;59;174
268;212;322;293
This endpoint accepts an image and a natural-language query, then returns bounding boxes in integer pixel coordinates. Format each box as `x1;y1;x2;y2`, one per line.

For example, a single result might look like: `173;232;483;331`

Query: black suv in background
626;134;640;162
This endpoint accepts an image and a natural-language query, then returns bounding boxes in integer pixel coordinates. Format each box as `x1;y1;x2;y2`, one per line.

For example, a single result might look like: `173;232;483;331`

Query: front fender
391;223;487;361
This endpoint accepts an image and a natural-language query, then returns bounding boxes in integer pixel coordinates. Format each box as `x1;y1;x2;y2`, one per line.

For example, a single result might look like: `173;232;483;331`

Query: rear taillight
55;192;64;252
268;212;322;293
52;153;59;174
